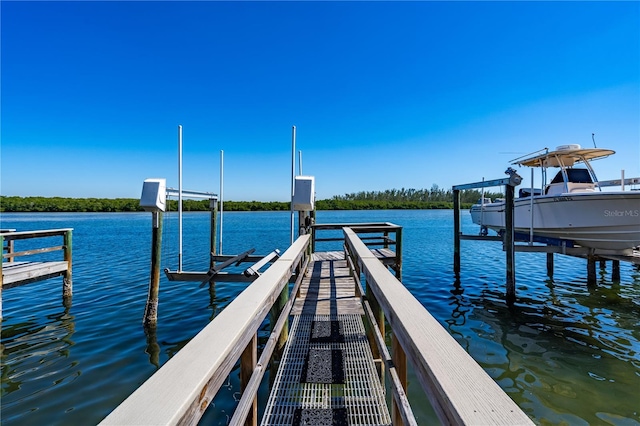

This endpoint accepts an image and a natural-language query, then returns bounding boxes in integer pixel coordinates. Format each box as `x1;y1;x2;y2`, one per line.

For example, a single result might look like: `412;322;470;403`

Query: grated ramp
261;314;391;426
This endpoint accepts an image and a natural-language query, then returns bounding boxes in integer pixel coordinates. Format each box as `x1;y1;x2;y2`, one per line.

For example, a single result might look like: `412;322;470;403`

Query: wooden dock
1;229;73;320
101;223;533;426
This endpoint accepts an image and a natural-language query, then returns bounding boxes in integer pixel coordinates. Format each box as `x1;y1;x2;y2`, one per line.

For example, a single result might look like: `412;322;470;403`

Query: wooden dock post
546;253;554;278
587;254;597;286
143;211;163;327
612;260;620;281
453;189;461;274
504;184;516;304
453;169;522;304
63;229;73;298
240;334;258;426
392;334;407;426
367;284;385;384
394;226;403;280
270;264;291;353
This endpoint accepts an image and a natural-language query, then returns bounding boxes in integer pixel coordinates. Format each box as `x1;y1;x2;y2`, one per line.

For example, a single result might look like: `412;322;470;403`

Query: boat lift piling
140;178;220;327
453;169;522;304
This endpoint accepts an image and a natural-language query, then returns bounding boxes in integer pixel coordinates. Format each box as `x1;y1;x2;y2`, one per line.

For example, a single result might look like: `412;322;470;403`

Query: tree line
0;188;503;213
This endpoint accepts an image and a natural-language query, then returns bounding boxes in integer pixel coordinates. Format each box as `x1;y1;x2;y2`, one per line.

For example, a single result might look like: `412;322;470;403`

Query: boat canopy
513;147;615;168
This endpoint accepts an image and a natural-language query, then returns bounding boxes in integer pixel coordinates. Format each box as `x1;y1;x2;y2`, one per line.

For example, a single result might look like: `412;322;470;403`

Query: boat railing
597;176;640;190
343;227;533;425
100;234;311;426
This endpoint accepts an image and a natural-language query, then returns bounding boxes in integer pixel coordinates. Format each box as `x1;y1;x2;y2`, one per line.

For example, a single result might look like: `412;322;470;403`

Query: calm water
1;210;638;425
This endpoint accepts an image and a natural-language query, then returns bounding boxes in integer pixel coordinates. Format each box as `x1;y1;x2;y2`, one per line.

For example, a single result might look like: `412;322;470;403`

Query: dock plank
291;258;363;316
2;261;69;287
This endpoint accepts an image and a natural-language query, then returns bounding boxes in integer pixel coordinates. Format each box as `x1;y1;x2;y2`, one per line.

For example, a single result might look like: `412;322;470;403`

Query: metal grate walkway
261;256;391;426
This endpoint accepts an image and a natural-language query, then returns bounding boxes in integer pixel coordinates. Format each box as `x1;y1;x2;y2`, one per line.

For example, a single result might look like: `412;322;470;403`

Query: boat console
544;168;597;195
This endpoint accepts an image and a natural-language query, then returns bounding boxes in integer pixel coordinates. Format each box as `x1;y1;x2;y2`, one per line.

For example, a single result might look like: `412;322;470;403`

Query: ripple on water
1;211;639;425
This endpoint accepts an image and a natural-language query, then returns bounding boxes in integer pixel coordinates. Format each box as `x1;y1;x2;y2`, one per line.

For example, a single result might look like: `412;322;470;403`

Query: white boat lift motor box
140;178;167;212
293;176;315;211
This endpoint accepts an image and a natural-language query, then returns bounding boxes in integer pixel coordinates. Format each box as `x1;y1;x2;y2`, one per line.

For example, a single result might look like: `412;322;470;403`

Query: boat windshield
550;168;593;184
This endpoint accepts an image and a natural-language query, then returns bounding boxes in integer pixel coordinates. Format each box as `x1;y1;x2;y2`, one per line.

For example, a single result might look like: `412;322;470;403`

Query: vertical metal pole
178;125;183;272
210;198;218;270
220;150;224;255
298;150;303;175
453;189;461;274
144;211;163;327
621;169;625;191
290;126;296;245
505;185;516;304
529;168;534;244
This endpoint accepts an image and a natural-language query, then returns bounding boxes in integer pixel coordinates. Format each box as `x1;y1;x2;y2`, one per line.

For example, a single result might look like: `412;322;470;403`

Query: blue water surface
1;210;638;425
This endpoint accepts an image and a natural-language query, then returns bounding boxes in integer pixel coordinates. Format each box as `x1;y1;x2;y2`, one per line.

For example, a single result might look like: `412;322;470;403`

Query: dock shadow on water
445;271;640;426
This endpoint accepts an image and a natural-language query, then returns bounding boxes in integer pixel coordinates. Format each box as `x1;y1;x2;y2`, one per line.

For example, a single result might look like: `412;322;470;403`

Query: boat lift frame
453;169;522;304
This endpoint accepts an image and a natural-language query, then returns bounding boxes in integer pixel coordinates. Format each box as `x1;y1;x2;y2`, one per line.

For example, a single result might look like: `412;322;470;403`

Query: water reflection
445;276;471;345
1;302;78;411
143;325;160;368
448;275;640;424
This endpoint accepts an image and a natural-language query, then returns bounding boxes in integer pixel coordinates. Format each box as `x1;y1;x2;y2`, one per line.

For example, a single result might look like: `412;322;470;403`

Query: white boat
470;144;640;252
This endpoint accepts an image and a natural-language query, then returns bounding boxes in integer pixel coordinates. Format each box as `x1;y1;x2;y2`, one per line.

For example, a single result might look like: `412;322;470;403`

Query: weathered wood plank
2;245;65;259
164;271;255;283
290;258;363;316
344;228;533;425
2;261;69;287
0;228;73;241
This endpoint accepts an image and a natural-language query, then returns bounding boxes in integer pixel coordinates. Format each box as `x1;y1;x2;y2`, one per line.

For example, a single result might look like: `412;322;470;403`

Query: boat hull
470;192;640;250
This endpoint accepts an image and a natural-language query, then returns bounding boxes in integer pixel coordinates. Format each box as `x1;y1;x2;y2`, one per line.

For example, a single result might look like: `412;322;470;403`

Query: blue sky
2;1;638;202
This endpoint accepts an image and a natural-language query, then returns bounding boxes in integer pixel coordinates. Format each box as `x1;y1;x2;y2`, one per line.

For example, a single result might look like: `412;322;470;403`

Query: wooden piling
63;229;73;297
546;253;554;278
587;255;596;286
453;189;461;274
394;226;403;280
143;211;163;327
612;260;620;281
504;185;516;304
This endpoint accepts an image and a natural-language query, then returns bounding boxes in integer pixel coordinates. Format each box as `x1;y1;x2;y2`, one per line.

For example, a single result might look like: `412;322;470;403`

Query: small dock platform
1;229;73;319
